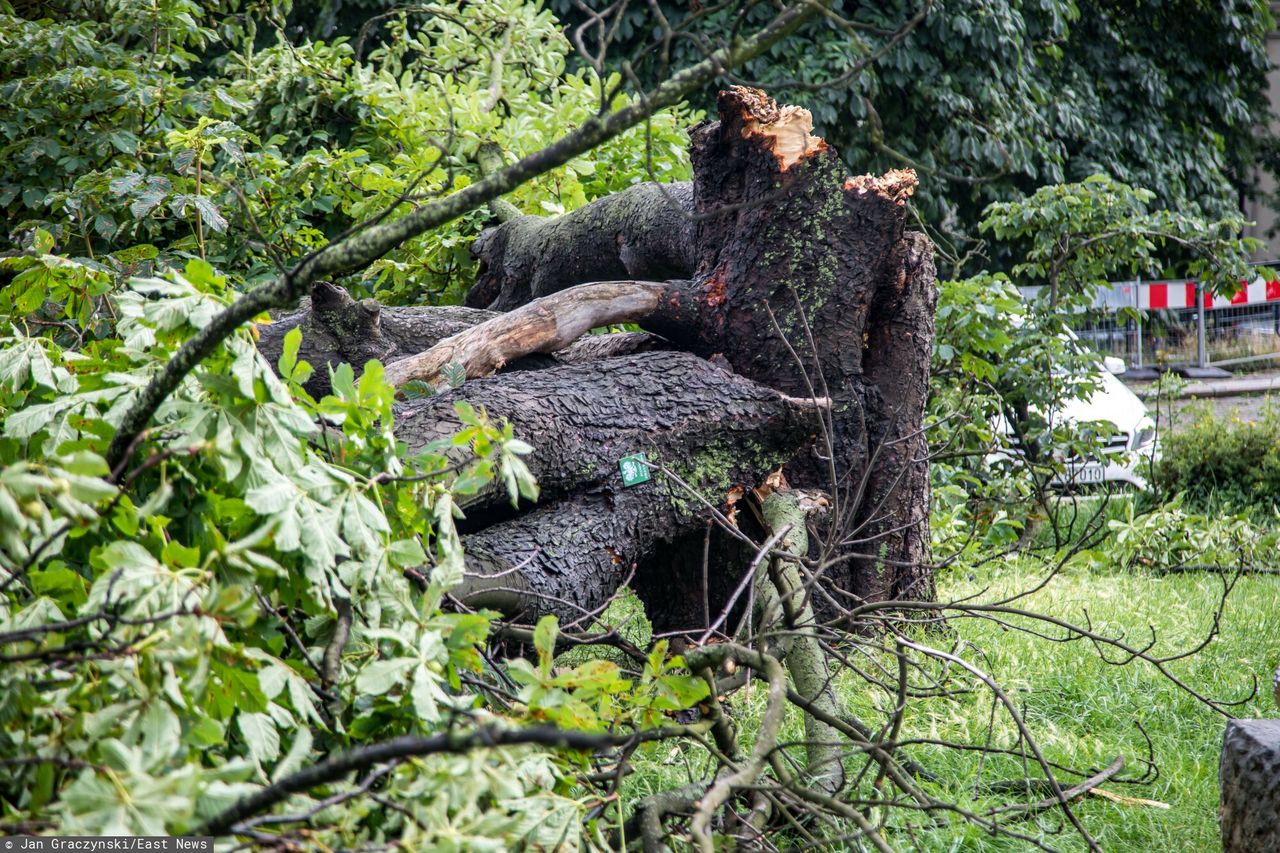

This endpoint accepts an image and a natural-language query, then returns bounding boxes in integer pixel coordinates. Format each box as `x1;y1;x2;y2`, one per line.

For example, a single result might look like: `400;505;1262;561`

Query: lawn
617;545;1280;850
890;558;1280;850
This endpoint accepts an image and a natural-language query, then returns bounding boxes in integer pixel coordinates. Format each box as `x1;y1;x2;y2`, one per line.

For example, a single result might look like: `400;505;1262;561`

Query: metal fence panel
1021;277;1280;372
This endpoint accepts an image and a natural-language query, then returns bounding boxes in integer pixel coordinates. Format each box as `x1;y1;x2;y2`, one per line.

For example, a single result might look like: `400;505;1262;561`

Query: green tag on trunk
619;453;651;487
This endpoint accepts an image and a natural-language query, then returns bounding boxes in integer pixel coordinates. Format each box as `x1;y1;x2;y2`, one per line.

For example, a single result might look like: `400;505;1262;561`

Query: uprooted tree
257;86;938;633
5;3;1261;847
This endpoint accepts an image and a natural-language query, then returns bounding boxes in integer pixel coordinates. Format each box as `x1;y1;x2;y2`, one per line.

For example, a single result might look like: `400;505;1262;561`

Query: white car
1051;356;1159;489
991;350;1160;490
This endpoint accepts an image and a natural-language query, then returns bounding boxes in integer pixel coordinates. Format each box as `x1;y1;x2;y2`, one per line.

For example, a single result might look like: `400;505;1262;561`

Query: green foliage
2;0;694;301
1091;494;1280;570
508;616;708;733
0;3;708;843
0;248;535;836
556;0;1274;273
1156;401;1280;509
982;175;1261;309
930;176;1257;511
0;241;714;843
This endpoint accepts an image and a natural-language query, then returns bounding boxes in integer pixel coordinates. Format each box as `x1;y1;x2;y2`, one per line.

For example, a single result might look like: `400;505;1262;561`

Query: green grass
614;550;1280;850
886;558;1280;850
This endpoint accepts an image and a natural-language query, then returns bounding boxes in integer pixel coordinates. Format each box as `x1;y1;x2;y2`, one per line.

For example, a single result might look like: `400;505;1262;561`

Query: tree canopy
552;0;1275;271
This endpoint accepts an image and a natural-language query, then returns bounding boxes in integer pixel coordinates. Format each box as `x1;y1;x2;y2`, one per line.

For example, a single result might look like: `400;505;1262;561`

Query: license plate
1072;464;1106;484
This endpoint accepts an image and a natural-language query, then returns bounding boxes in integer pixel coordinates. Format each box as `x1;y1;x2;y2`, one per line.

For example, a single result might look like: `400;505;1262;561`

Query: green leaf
32;228;54;254
354;657;415;696
279;326;301;374
173;148;197;174
29;562;88;606
187;717;225;748
245;480;296;515
13;269;49;314
411;664;440;722
183;258;224;291
387;537;427;567
61;451;109;477
236;711;280;764
533;615;558;677
192;196;228;233
111;244;159;265
399;379;436;399
129;178;171;218
270;726;313;783
657;673;710;709
441;360;467;389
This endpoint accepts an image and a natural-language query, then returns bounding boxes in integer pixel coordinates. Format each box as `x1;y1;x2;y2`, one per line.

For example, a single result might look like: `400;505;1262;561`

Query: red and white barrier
1122;277;1280;310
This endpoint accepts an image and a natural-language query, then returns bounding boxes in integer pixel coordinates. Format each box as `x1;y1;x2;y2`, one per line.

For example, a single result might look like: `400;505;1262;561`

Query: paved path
1178;374;1280;398
1126;371;1280;426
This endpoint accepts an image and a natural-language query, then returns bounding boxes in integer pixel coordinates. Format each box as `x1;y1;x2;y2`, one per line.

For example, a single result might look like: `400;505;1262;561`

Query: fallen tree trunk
395;351;823;513
256;280;672;397
262;86;938;628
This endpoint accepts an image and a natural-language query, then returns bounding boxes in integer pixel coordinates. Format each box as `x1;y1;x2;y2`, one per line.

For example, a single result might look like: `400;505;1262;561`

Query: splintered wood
735;90;827;171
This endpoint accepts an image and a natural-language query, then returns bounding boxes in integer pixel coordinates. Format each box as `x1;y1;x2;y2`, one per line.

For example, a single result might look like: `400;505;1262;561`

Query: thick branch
383;280;689;388
466;182;695;311
443;356;825;620
200;723;706;836
395;351;824;512
759;489;847;797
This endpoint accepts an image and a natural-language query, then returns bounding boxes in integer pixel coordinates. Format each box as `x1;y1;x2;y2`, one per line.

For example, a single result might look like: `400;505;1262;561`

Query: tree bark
847;231;938;604
443;354;822;621
256;280;672;397
466;182;695;311
256;281;495;397
575;88;933;613
396;351;823;514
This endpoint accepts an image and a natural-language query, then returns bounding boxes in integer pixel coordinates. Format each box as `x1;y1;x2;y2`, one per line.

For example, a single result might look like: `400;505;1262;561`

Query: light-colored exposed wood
844;168;918;205
382;280;672;388
732;85;827;171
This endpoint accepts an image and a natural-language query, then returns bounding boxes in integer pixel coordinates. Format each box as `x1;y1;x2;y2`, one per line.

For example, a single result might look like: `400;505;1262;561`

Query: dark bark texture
394;351;820;513
850;231;938;604
467;182;696;311
263;87;937;629
1221;719;1280;853
412;352;818;623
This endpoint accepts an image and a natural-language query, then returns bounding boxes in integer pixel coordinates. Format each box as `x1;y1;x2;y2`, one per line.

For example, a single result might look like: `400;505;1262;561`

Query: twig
987;756;1126;818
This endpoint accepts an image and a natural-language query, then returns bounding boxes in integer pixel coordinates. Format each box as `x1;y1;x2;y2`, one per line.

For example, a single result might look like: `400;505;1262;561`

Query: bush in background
1156;400;1280;507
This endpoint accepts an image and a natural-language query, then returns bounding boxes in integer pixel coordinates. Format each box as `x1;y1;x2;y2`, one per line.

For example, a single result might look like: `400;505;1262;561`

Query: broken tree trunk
447;86;936;622
261;86;937;629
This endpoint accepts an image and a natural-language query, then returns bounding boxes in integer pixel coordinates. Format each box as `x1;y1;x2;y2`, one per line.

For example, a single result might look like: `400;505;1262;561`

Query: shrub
1155;400;1280;507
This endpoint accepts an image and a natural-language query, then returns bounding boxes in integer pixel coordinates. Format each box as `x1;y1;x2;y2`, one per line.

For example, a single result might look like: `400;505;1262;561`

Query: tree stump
1221;719;1280;852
